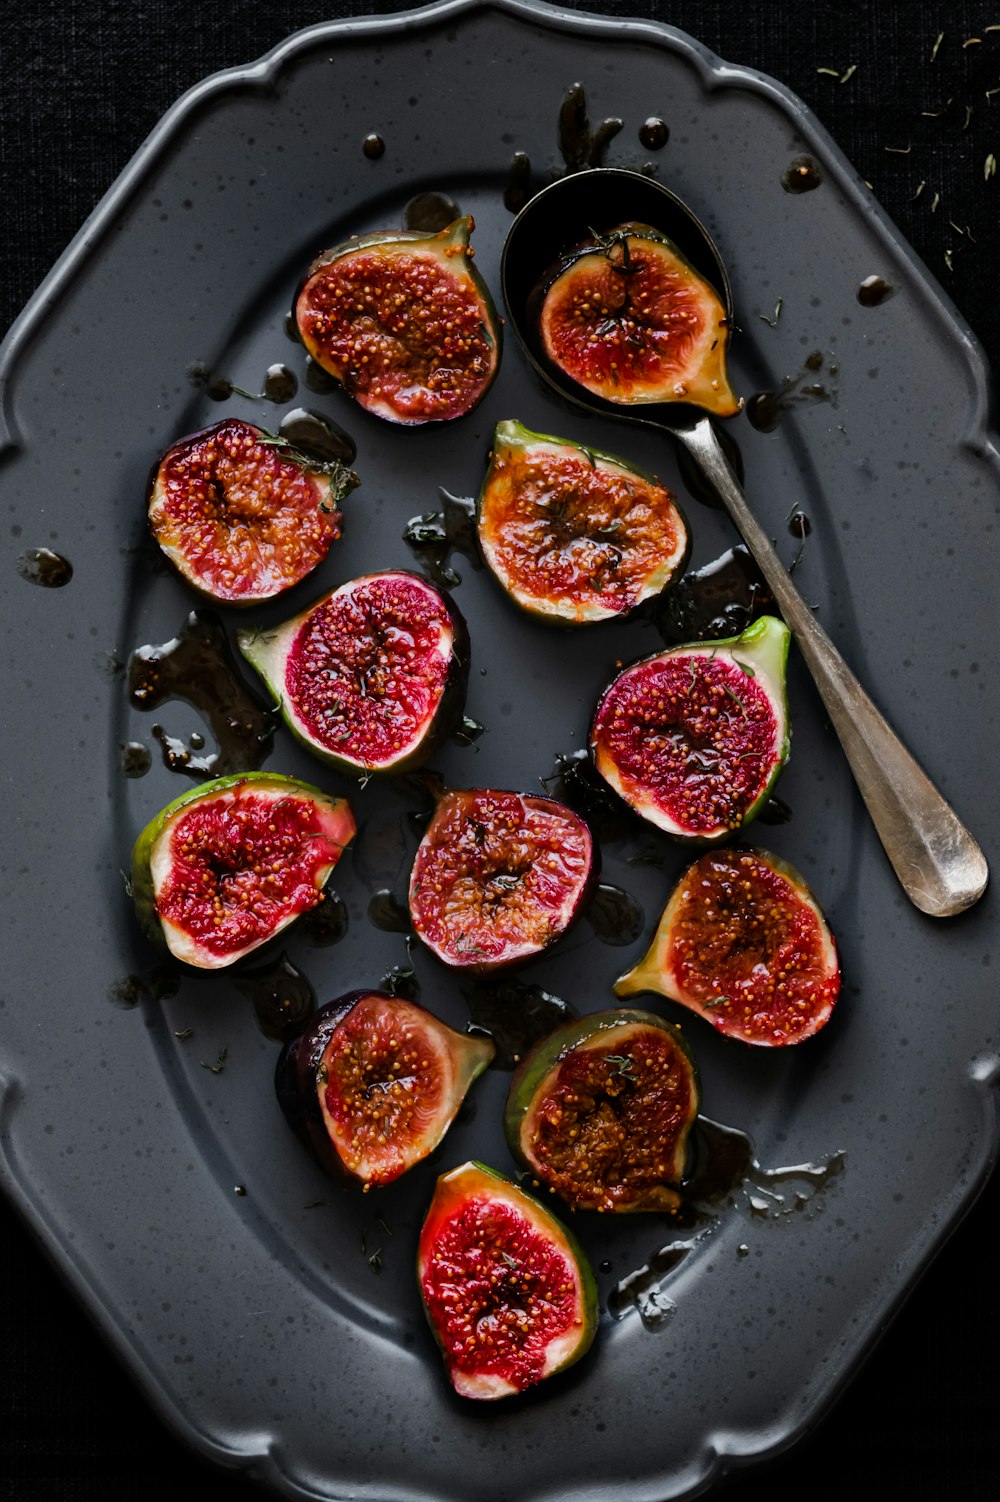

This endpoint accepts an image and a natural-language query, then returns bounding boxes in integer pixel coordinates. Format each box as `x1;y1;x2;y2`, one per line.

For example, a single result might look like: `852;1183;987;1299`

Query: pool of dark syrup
127;610;276;778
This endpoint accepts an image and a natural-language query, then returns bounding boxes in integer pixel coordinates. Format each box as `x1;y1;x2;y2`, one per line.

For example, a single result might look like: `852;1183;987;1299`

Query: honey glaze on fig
592;646;784;837
295;217;500;424
409;789;596;971
128;610;276;778
618;849;840;1045
477;421;689;622
147;418;351;603
505;1011;699;1213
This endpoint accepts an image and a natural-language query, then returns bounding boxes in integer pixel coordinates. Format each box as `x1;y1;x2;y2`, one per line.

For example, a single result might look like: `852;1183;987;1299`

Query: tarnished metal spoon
501;167;987;917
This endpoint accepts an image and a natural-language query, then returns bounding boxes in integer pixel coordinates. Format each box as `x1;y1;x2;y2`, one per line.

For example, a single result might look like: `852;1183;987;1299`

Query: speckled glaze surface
0;2;997;1499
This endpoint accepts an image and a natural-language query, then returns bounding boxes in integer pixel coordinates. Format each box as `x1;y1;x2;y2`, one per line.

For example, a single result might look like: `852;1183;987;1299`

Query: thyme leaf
200;1047;228;1075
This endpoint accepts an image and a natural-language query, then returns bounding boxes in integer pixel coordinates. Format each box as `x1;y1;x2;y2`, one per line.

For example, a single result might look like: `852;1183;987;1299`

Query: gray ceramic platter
1;1;997;1498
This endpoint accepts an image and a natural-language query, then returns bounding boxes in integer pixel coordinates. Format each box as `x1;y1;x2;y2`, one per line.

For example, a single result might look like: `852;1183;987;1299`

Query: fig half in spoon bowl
238;570;468;779
148;418;358;604
130;772;355;969
295;216;501;425
477;419;689;623
539;223;740;415
409;788;596;972
591;614;791;842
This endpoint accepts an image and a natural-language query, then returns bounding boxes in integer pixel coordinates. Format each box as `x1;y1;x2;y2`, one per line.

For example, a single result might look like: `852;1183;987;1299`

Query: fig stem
678;416;988;918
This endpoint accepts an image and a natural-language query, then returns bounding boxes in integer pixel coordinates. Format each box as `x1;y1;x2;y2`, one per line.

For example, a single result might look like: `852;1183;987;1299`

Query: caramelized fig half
616;848;841;1045
238;570;468;778
130;773;355;969
477;419;690;623
504;1009;700;1213
148;418;358;604
591;615;791;841
539;223;739;415
275;992;493;1186
418;1161;598;1399
409;788;596;972
295;216;501;424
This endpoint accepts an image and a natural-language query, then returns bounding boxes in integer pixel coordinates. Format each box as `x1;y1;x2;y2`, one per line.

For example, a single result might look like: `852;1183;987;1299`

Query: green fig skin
591;614;791;843
503;1008;701;1213
418;1161;599;1399
130;772;355;968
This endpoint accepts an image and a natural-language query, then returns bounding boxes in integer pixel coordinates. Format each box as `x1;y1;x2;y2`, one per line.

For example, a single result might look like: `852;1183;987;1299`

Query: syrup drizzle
651;544;774;646
300;890;349;946
609;1117;846;1327
277;408;357;467
235;953;316;1042
404;192;460;232
461;979;576;1070
585;883;644;945
746;351;838;433
402;489;479;588
127;610;276;778
17;548;72;587
367;889;412;935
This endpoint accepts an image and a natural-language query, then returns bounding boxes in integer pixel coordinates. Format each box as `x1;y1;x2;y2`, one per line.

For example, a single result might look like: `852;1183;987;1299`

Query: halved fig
130;772;355;969
591;614;791;841
408;788;596;972
295;216;501;425
616;848;841;1045
504;1009;700;1213
477;419;689;623
147;418;358;604
238;571;468;778
275;992;493;1186
418;1161;598;1399
539;223;739;415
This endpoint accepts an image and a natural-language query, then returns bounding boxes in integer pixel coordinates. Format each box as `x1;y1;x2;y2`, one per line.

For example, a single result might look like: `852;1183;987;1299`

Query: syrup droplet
262;363;298;403
858;275;894;306
782;155;823;193
367;889;412;935
586;883;644;945
17;548;72;587
299;890;349;946
504;151;533;213
462;979;575;1070
746;392;782;433
235;953;316;1042
380;963;420;1001
284;311;301;343
558;82;623;171
362;133;385;160
303;356;339;394
277;408;356;467
788;508;812;537
128;610;276;779
638;117;669;150
120;741;152;778
404;192;460;233
451;715;486;747
757;795;793;825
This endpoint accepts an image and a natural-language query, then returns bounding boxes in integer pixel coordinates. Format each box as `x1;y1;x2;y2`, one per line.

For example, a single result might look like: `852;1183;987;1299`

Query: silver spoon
500;167;987;918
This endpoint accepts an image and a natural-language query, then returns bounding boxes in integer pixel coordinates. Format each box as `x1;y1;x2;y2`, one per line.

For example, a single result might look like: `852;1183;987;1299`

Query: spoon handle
677;416;988;918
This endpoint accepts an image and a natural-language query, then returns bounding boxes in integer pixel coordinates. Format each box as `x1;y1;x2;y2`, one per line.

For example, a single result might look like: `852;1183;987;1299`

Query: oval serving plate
0;3;997;1500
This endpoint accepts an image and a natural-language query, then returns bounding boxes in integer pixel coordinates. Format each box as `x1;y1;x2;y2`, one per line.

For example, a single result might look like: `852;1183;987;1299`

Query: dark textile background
1;3;997;1499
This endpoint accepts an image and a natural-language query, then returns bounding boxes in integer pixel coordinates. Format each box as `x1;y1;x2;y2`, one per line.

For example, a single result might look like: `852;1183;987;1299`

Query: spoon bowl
500;167;988;918
501;167;731;432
